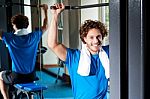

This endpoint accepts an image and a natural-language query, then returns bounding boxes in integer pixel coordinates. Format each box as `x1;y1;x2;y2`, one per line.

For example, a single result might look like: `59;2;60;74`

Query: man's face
84;28;102;54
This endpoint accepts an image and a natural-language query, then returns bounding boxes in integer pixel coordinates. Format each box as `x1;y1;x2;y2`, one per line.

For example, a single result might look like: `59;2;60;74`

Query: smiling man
48;3;110;99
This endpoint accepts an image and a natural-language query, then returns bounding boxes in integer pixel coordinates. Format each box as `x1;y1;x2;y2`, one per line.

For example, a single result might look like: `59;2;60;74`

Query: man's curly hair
11;14;29;29
80;19;108;44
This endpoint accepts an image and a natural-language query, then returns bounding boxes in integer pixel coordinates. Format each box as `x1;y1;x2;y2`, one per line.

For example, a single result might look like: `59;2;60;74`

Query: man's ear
83;37;87;43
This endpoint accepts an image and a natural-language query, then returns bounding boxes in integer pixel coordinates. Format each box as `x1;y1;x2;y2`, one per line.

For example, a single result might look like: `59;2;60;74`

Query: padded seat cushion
14;83;47;91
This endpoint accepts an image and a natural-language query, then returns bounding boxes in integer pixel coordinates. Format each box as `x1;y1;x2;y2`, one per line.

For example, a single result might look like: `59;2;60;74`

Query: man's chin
91;48;100;52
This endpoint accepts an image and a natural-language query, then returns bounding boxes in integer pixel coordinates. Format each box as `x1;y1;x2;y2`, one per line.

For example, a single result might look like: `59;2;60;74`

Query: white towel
78;43;91;76
14;29;30;36
77;43;110;79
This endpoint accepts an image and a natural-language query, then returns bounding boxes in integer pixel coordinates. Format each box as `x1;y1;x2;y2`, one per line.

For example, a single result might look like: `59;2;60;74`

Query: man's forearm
41;4;48;32
43;9;48;27
47;14;59;48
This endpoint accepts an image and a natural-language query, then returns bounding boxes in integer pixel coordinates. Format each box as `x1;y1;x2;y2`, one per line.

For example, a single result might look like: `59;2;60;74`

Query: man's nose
93;37;99;43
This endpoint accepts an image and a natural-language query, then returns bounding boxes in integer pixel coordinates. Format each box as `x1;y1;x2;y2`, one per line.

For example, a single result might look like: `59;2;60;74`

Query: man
0;4;48;99
48;3;109;99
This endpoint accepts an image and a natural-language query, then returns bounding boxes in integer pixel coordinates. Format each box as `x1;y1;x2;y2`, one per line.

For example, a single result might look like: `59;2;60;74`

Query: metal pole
50;3;109;10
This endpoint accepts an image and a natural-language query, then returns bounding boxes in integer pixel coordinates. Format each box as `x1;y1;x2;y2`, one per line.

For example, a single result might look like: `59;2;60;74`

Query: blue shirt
64;45;109;99
2;29;42;74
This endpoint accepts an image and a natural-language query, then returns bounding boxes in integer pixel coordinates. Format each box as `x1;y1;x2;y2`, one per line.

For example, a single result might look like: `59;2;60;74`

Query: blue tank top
64;45;109;99
2;29;42;74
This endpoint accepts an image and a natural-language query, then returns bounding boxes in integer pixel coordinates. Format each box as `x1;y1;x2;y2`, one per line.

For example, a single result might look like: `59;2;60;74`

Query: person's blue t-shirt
64;45;109;99
2;29;42;74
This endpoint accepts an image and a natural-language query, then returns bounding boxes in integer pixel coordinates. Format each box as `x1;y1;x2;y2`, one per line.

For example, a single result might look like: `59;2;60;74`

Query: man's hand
41;4;48;11
50;3;65;15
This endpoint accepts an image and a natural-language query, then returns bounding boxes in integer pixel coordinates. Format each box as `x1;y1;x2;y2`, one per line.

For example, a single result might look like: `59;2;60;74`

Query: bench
13;82;47;99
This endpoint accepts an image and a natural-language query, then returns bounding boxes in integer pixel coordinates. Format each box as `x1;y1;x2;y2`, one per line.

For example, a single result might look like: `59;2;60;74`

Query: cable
37;0;43;99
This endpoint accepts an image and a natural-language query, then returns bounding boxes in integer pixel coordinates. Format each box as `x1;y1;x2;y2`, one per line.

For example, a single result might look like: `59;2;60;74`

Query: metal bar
1;3;109;8
10;2;40;7
50;3;109;10
71;3;109;9
0;2;42;7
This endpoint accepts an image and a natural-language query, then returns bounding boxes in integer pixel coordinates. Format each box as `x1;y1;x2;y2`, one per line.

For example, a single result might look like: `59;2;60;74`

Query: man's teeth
93;44;98;46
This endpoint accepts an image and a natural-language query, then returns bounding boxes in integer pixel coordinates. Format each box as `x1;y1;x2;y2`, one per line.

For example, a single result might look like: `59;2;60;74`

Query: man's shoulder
66;48;80;57
102;45;109;50
67;48;79;53
102;45;109;57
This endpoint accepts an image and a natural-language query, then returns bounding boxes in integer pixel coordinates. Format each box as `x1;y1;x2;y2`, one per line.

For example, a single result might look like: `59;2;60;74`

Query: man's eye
97;35;102;39
90;37;94;39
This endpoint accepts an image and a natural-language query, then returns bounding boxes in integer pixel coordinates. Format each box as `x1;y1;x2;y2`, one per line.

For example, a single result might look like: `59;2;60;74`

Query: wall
81;0;99;23
40;0;59;65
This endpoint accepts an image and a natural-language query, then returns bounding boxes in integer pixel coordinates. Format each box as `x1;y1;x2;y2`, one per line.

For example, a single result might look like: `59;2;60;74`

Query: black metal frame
120;0;128;99
143;0;150;98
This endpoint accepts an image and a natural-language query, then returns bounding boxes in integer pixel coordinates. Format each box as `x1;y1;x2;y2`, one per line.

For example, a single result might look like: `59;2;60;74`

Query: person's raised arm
47;3;67;61
41;4;48;33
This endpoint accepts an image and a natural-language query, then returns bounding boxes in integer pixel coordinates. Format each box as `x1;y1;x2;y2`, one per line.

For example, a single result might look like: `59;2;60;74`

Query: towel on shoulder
77;43;110;79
